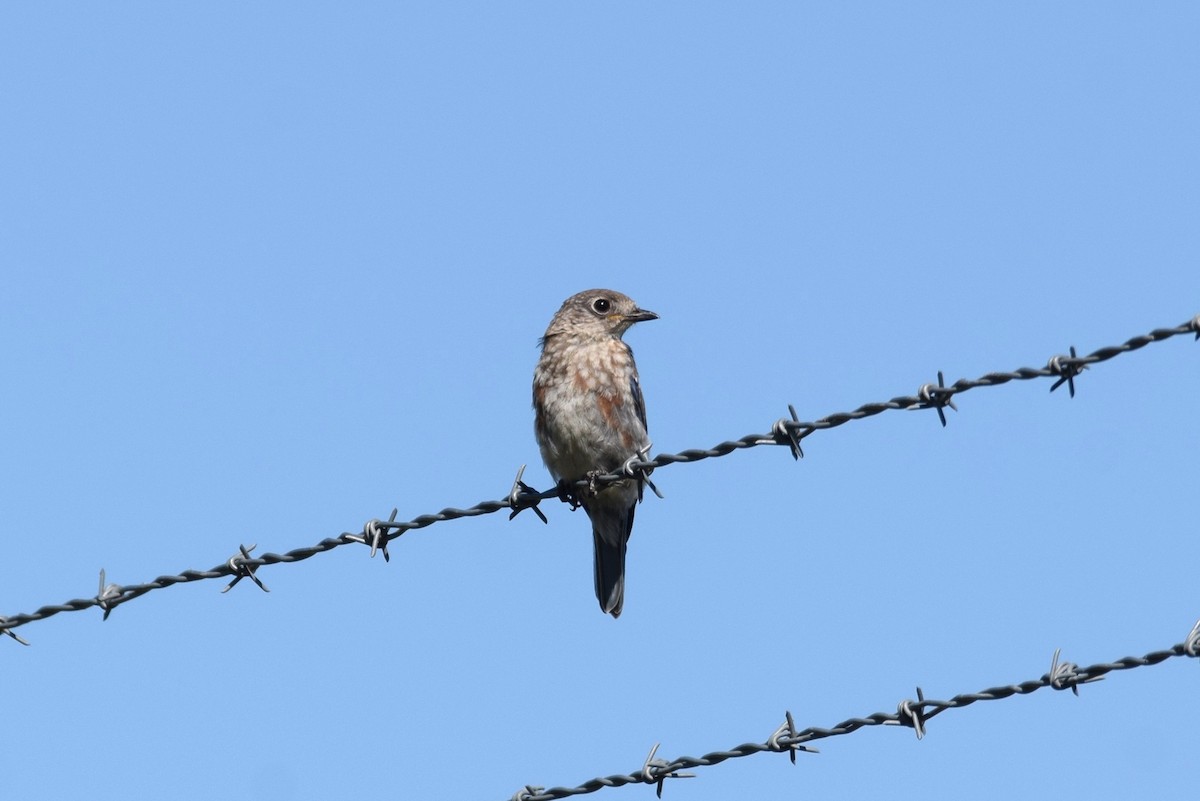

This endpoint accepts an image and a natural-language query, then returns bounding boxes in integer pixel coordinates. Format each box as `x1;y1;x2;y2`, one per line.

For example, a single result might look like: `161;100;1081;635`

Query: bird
533;289;658;618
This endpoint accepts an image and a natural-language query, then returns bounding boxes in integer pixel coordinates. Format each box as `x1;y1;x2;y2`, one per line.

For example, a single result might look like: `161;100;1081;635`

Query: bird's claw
556;479;584;510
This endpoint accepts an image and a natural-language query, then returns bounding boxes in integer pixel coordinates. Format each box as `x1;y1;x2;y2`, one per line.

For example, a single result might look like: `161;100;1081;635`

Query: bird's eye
592;298;612;314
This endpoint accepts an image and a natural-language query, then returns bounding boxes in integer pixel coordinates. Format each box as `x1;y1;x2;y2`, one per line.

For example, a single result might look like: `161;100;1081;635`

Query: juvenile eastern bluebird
533;289;658;618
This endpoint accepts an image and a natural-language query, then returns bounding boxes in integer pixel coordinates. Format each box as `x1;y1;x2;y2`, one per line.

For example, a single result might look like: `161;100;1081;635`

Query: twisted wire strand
508;629;1200;801
1;314;1196;637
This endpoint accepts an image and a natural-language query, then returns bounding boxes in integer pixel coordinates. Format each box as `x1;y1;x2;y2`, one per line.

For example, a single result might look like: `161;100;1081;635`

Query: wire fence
2;313;1196;642
509;621;1200;800
2;314;1198;797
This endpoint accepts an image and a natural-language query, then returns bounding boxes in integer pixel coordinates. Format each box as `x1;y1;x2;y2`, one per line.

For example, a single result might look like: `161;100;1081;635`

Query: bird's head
542;289;658;342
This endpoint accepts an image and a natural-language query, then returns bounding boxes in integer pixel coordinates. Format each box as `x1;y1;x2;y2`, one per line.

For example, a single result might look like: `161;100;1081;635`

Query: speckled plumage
533;289;657;618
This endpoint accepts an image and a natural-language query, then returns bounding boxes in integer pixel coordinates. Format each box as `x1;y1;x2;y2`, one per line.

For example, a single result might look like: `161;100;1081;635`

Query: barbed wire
507;620;1200;800
1;313;1196;642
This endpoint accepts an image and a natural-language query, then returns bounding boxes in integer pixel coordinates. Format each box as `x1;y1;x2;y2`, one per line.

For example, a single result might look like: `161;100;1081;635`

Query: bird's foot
556;479;584;510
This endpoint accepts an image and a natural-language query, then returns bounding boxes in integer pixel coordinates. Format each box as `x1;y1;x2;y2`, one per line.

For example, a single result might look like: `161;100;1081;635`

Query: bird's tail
590;501;635;618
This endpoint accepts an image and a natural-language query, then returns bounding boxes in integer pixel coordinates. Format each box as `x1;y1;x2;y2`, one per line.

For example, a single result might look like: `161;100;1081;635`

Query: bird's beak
624;308;659;323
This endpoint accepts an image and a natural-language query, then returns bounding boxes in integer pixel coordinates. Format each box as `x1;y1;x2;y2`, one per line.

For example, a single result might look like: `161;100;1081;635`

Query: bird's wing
630;374;647;433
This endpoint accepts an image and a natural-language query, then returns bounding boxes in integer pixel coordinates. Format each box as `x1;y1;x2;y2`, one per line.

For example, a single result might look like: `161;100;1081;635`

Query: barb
1;314;1194;636
507;465;549;524
767;404;805;459
640;742;694;797
916;372;958;427
507;621;1200;800
346;509;400;560
221;544;270;594
96;569;123;621
1048;346;1087;397
892;686;929;739
1048;647;1103;696
766;710;818;763
0;618;30;646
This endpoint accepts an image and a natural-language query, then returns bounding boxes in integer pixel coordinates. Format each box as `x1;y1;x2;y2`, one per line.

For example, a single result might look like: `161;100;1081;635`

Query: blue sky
2;3;1197;799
